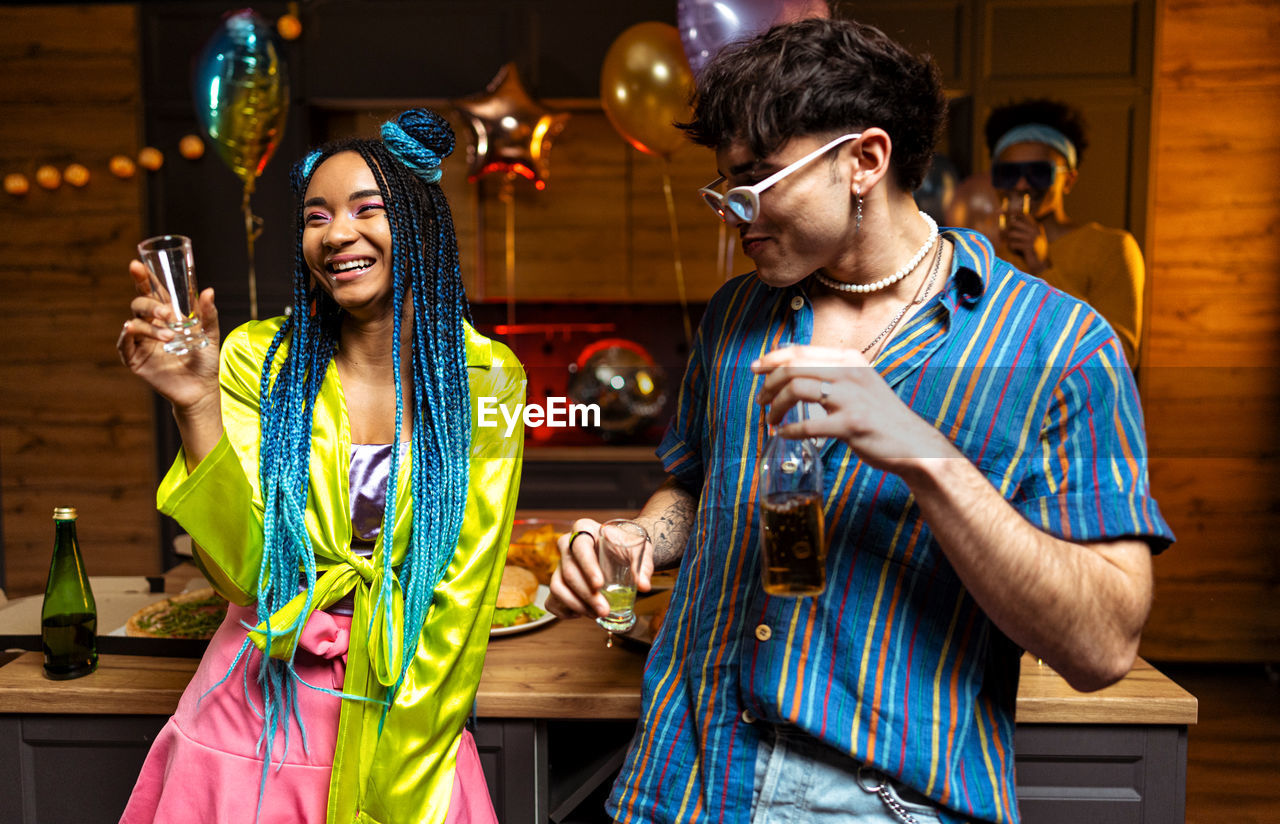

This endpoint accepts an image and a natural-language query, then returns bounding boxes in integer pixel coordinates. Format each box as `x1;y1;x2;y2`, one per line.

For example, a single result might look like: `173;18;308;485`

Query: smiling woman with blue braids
116;109;524;823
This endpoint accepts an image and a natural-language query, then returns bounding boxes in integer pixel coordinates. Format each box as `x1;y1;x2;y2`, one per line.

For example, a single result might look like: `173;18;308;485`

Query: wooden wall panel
1140;0;1280;660
847;1;969;89
986;0;1142;81
0;5;157;596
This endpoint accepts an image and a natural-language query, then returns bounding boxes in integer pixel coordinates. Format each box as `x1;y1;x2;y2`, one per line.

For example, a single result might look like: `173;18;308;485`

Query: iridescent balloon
192;9;289;192
677;0;830;75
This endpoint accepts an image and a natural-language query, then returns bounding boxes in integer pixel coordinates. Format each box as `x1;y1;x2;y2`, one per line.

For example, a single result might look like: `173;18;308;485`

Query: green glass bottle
41;507;98;679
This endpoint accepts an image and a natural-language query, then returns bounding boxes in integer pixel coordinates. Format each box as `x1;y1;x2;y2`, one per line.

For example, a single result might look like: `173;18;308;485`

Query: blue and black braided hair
239;109;473;780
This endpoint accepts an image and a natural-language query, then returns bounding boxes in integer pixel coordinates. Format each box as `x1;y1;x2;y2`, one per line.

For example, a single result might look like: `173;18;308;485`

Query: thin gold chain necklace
860;236;946;360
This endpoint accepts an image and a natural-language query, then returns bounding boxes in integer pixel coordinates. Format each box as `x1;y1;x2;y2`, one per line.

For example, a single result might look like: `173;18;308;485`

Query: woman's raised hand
1001;210;1050;275
117;259;221;413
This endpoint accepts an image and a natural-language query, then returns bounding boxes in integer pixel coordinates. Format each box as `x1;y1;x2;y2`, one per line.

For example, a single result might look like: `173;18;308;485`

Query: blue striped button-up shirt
607;229;1173;824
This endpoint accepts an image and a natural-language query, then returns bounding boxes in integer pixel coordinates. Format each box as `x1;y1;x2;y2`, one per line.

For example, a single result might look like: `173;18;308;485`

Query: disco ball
567;339;667;439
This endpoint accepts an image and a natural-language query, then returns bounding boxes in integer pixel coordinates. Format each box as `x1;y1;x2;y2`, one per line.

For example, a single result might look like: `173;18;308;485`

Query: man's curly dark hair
984;99;1090;166
678;17;948;192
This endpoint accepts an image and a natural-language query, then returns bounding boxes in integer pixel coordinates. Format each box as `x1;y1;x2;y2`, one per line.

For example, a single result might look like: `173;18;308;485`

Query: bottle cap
52;507;78;520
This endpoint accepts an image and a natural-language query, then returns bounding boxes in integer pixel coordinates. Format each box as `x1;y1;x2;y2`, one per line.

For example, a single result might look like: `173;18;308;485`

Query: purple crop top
321;442;408;615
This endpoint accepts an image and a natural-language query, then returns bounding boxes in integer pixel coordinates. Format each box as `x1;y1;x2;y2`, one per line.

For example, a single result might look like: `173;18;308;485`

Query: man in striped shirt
548;17;1173;824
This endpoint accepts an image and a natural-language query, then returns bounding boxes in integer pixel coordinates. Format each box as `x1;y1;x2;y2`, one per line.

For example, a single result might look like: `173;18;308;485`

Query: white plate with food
490;565;556;637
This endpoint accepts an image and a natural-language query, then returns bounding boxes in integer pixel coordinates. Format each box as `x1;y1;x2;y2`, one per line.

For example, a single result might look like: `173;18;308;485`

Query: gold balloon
453;63;569;190
600;22;695;159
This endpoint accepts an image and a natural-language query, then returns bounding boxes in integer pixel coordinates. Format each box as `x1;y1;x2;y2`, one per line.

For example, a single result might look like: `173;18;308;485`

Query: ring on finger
819;380;832;402
569;530;596;552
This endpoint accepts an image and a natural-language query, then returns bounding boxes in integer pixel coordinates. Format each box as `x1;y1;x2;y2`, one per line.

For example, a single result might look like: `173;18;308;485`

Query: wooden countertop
1015;655;1197;724
0;612;1197;724
522;445;659;463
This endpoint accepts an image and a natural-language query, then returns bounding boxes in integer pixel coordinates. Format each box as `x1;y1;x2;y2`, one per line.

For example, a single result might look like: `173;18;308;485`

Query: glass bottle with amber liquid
41;507;98;679
758;404;827;597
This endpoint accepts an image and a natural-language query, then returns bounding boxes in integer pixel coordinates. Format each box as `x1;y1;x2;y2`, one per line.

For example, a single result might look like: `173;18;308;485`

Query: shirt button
790;295;805;311
755;624;773;642
741;709;756;724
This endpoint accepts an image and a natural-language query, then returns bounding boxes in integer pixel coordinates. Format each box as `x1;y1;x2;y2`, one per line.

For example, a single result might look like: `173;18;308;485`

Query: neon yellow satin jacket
156;317;525;824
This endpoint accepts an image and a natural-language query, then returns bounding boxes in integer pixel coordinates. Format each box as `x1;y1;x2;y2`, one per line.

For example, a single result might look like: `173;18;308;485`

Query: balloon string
724;222;735;282
660;161;693;346
717;221;726;280
242;186;263;320
472;179;487;301
500;175;516;329
718;221;736;282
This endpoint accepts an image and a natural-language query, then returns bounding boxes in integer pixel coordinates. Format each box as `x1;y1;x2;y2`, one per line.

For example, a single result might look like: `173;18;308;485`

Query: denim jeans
750;723;945;824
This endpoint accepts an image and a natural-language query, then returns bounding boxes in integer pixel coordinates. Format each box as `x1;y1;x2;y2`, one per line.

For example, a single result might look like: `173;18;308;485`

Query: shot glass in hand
596;519;649;634
997;193;1031;233
137;235;210;355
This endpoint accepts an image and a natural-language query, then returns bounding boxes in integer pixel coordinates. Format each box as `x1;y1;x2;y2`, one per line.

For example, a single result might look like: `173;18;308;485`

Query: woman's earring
855;185;863;233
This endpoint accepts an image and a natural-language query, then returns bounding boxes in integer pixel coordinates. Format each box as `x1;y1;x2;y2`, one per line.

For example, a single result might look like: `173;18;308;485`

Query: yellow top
156;317;525;824
1040;222;1145;364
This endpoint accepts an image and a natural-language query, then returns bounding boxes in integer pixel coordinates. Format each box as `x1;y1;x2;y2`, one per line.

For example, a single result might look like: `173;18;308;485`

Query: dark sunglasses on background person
991;161;1067;191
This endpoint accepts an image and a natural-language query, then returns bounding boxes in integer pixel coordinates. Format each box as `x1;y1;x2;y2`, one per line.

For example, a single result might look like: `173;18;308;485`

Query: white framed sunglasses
698;132;863;223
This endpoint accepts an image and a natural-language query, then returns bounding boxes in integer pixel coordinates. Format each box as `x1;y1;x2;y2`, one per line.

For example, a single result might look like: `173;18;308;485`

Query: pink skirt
120;604;497;824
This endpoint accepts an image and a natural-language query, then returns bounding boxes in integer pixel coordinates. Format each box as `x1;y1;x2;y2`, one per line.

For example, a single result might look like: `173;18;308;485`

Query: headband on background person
992;124;1078;170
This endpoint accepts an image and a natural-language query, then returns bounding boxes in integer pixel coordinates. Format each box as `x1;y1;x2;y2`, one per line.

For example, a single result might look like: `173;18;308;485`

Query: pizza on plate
125;587;229;639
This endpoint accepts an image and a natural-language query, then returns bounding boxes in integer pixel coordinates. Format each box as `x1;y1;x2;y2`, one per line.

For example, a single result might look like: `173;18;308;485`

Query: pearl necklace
813;211;938;294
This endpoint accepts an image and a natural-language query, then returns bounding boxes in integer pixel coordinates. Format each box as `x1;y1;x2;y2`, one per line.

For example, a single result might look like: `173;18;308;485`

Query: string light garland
179;134;205;160
137;147;164;171
108;155;136;178
277;2;302;40
3;135;206;198
35;165;61;190
4;174;29;196
64;164;90;187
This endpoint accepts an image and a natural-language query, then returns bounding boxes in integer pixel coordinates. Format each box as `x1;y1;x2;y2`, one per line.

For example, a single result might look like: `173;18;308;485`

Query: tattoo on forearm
649;488;696;569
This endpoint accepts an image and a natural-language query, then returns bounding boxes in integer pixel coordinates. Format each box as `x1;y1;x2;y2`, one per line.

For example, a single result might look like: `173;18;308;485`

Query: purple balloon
677;0;830;75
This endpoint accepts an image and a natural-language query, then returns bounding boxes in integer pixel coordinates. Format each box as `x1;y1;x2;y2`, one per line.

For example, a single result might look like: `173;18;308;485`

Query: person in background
548;18;1171;824
116;109;524;824
986;98;1145;364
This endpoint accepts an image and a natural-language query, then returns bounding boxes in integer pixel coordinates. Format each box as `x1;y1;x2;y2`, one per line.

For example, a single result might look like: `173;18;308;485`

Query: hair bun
382;108;455;184
396;109;456;157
